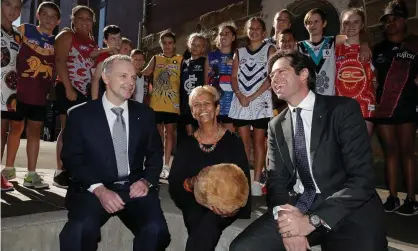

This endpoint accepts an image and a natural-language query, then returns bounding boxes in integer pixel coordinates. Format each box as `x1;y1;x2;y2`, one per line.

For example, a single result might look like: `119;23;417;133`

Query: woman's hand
236;93;250;107
211;206;239;218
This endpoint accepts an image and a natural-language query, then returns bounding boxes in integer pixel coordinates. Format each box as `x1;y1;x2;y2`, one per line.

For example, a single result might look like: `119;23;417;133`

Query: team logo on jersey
79;45;90;51
21;56;53;79
1;39;7;47
210;59;219;65
194;64;202;71
338;66;366;83
173;60;178;64
184;74;198;95
5;70;18;90
396;51;415;60
27;39;40;46
1;46;11;67
240;58;247;64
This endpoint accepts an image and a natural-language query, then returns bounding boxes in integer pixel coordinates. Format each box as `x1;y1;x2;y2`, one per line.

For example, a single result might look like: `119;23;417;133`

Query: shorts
1;101;46;122
233;118;270;130
218;115;234;124
180;114;198;127
155;112;179;124
55;82;90;115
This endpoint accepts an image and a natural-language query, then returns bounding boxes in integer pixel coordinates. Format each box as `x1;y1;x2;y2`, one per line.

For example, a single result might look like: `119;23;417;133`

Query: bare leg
253;128;267;182
366;120;374;138
185;124;194;136
397;123;417;200
5;120;24;167
237;126;251;163
56;114;67;170
164;123;176;167
26;120;43;172
1;119;9;160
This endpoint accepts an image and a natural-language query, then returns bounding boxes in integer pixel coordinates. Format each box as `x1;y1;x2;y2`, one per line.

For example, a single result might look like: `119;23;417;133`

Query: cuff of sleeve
88;183;104;193
321;219;332;231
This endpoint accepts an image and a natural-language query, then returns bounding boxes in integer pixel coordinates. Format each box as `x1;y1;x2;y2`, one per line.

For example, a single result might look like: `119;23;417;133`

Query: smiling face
270;57;309;103
102;59;136;103
341;11;364;38
190;92;219;125
72;9;94;37
247;19;266;42
278;33;296;52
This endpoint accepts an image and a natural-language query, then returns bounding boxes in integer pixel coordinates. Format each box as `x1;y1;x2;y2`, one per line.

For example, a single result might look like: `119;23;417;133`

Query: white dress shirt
88;93;130;192
288;91;321;194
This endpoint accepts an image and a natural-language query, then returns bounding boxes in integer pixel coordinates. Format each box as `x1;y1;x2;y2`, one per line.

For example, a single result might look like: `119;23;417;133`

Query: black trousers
182;204;237;251
59;187;170;251
230;196;388;251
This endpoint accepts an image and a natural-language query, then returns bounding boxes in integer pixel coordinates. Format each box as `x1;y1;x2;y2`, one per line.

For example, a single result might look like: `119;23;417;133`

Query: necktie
111;107;129;178
293;108;316;213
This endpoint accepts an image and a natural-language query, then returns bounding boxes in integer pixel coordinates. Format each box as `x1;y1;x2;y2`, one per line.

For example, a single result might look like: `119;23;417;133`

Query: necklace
196;125;222;153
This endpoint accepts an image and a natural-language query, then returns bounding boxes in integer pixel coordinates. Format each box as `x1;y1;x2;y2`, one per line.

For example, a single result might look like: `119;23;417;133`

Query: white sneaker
160;166;170;179
251;181;263;196
23;172;49;189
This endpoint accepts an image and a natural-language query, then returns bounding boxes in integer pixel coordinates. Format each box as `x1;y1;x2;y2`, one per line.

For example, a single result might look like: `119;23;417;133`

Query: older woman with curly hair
168;86;251;251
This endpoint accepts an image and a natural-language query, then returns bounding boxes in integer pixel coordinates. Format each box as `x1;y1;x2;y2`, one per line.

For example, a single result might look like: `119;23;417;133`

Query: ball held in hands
194;163;249;215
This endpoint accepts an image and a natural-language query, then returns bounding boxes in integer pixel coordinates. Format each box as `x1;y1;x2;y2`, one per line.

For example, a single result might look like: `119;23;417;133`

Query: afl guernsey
298;36;336;95
207;51;234;116
150;54;183;114
180;56;205;116
16;24;55;106
335;43;376;118
1;26;21;112
229;42;274;120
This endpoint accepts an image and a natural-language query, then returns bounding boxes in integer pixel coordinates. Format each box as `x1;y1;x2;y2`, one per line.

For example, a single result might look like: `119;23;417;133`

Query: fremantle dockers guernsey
299;36;336;96
229;42;274;120
207;51;234;116
150;54;183;114
1;26;21;112
180;56;205;116
336;43;376;118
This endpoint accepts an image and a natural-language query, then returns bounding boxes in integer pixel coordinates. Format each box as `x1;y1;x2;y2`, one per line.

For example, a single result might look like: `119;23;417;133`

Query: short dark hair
160;31;176;43
304;8;327;25
37;1;61;19
130;49;145;57
103;25;120;40
268;51;316;91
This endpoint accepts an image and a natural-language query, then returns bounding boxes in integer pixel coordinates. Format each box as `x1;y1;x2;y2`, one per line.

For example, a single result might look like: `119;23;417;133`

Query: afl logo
338;66;365;83
79;45;89;51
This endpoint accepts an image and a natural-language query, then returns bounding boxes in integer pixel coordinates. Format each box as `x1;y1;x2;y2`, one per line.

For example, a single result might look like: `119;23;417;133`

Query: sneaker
251;181;263;196
1;167;16;180
160;166;170;179
383;195;401;212
1;175;14;192
23;173;49;189
53;171;69;189
396;198;418;216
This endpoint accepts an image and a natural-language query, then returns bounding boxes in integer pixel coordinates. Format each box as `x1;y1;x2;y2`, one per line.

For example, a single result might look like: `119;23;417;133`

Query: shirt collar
288;91;316;112
102;92;128;113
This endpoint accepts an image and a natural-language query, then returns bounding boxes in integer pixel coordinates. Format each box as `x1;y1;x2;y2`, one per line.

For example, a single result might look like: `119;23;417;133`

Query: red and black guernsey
372;35;418;123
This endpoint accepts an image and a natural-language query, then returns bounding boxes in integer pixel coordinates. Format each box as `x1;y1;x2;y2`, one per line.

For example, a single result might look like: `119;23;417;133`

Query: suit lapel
278;109;295;174
128;101;141;167
310;94;327;164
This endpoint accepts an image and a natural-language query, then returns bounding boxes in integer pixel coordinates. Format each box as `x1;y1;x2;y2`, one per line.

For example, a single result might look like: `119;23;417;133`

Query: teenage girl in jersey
180;33;207;135
53;5;97;188
336;8;376;136
229;17;276;196
206;22;237;132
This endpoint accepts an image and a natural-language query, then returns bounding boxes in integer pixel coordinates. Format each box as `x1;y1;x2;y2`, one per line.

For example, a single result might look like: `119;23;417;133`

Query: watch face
310;215;321;227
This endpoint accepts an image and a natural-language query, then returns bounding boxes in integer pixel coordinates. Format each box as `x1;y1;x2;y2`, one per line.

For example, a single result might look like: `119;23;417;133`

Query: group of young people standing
1;0;417;215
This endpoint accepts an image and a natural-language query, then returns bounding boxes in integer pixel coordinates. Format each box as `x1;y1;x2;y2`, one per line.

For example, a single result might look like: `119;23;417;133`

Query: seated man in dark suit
59;54;170;251
230;51;387;251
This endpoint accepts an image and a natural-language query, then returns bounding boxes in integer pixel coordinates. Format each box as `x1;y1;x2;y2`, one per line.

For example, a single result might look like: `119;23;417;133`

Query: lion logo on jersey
22;56;53;79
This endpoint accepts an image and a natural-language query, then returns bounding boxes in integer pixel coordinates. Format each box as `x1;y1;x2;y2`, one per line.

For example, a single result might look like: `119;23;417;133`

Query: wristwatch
308;214;322;228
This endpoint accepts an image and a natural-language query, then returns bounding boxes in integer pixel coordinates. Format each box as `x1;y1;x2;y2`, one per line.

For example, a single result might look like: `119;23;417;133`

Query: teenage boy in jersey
1;0;22;192
120;37;133;56
91;25;121;100
141;31;183;179
1;1;60;189
298;8;370;96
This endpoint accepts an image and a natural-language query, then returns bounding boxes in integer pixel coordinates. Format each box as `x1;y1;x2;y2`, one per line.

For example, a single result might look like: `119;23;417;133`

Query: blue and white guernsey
229;42;273;120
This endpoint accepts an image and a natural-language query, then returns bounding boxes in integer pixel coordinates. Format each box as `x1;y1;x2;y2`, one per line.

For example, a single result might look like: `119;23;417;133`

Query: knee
141;221;170;243
230;237;250;251
60;217;101;243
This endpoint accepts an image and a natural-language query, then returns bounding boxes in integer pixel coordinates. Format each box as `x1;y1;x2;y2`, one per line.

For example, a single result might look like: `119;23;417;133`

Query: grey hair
102;54;132;74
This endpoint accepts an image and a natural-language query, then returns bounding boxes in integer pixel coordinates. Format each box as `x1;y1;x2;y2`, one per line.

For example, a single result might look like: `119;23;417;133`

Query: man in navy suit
59;54;170;251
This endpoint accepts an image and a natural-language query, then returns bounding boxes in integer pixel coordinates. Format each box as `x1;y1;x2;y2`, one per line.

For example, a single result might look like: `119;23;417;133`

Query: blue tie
293;108;316;213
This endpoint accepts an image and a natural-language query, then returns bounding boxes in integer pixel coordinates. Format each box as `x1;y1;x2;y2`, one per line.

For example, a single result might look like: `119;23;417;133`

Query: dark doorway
287;0;340;42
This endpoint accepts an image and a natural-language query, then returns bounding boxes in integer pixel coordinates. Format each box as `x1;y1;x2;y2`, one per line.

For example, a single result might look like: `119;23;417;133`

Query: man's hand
277;204;316;237
283;236;311;251
129;179;149;198
93;186;125;214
